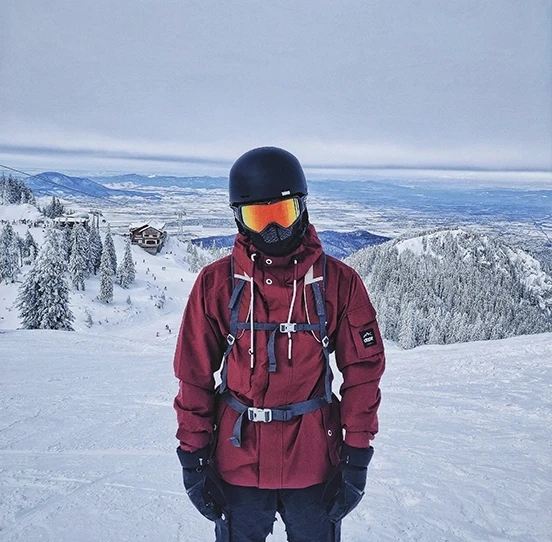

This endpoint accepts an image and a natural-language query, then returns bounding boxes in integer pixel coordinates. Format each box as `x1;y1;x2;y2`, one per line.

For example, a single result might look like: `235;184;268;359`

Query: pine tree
43;196;65;218
117;238;136;289
0;174;6;204
24;230;39;262
0;174;26;204
98;243;114;303
89;224;103;275
398;301;417;349
20;184;36;205
16;229;74;330
62;225;72;260
15;234;26;266
71;224;92;277
69;237;86;291
0;223;20;283
104;226;117;275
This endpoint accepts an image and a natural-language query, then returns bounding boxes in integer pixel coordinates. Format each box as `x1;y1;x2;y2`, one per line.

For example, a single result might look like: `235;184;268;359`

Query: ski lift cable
0;162;121;207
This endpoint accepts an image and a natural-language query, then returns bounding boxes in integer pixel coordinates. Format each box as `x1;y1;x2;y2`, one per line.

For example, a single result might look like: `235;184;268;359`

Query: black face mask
237;211;309;257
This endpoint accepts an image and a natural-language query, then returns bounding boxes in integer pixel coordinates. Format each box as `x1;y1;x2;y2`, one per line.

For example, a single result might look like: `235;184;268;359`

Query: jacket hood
232;224;323;280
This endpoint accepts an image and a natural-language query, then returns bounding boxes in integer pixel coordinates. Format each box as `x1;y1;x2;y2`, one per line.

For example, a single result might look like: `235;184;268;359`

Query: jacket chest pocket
346;305;384;360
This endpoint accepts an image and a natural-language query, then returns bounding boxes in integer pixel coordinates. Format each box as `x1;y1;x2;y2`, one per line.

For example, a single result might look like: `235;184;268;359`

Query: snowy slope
0;204;43;223
0;330;550;541
0;234;195;335
2;199;551;541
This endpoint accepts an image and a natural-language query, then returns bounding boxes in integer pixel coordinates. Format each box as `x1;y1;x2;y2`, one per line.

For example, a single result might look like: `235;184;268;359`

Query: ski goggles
238;197;302;233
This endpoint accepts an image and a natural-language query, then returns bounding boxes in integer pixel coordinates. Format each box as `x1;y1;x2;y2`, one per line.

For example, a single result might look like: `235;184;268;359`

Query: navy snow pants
214;481;341;542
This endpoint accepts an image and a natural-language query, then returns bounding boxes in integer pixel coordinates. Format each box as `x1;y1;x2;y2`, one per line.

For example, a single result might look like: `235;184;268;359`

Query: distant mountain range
94;173;227;190
192;230;390;260
25;172;158;199
25;172;552;224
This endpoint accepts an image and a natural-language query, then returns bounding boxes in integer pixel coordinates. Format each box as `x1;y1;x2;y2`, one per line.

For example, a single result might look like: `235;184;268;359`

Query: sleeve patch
359;328;377;348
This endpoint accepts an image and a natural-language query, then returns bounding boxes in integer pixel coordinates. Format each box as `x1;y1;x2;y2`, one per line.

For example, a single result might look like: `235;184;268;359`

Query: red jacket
174;225;385;489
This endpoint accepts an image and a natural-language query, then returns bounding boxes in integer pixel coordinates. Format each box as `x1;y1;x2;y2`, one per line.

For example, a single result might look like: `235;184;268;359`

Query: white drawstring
249;253;257;369
286;259;298;360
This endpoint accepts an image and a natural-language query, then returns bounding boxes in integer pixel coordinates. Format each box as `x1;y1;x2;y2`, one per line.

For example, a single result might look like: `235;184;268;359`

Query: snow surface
1;328;550;541
1;198;551;540
0;204;43;223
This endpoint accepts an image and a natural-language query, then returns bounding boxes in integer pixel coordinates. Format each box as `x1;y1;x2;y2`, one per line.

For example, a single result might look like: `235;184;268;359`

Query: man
174;147;385;541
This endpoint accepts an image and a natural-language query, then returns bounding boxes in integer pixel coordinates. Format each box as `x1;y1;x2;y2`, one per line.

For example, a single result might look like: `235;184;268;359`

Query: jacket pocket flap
346;304;376;327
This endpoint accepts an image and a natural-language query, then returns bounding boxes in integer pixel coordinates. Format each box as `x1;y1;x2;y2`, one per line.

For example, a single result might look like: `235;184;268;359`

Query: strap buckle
227;334;235;345
279;323;297;333
322;336;330;348
247;407;273;423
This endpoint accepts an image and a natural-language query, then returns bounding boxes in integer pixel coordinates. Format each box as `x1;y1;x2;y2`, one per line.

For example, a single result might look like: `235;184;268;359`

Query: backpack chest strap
235;321;320;373
219;256;331;403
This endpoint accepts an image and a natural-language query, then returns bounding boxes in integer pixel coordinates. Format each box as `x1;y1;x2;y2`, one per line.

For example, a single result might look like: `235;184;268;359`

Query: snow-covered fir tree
89;224;103;275
16;228;74;330
98;242;114;303
0;174;35;205
61;225;72;260
70;224;92;277
103;226;117;275
345;228;552;349
15;235;26;266
0;223;20;283
23;229;39;263
43;196;65;218
117;238;136;289
69;236;86;291
187;240;229;273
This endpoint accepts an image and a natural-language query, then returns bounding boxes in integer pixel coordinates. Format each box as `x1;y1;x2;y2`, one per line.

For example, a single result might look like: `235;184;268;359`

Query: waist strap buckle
279;323;297;333
248;407;273;423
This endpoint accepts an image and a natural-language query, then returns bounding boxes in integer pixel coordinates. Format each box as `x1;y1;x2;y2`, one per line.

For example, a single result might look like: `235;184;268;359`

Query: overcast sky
0;0;551;177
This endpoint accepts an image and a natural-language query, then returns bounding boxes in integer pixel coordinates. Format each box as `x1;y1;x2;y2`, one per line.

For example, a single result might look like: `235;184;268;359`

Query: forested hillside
346;228;552;348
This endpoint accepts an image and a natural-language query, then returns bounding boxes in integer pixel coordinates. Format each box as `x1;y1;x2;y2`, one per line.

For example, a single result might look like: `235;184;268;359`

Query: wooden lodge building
129;221;167;254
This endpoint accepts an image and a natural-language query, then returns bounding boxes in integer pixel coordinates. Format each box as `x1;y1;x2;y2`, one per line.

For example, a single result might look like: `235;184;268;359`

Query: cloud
1;134;550;177
1;1;551;174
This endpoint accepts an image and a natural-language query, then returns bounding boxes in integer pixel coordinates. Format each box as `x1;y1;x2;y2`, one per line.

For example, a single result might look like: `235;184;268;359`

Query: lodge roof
129;221;166;233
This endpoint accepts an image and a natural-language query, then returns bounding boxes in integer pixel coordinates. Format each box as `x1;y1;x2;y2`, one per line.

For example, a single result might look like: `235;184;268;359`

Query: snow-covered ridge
395;228;464;257
346;227;552;348
394;228;552;311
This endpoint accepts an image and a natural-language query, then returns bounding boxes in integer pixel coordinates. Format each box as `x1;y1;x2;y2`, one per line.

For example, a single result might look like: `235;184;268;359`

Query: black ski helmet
229;147;308;205
229;147;310;256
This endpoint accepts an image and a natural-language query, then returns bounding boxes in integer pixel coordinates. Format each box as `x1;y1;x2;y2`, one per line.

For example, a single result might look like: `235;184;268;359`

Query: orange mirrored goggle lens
241;198;301;233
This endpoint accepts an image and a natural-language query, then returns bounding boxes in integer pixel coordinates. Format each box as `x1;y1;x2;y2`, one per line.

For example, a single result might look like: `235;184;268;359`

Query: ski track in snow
0;330;550;541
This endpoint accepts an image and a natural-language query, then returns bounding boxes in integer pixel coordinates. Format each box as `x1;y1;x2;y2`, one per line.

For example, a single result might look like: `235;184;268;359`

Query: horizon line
0;144;551;176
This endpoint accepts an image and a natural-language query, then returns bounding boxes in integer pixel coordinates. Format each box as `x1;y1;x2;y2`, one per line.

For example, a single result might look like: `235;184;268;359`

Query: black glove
326;443;374;523
176;446;226;522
